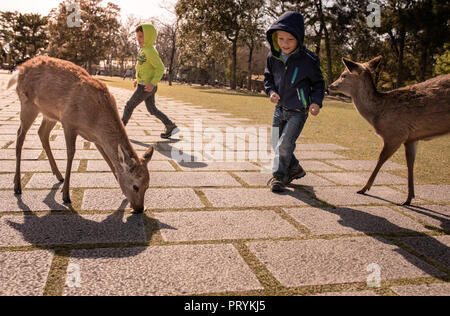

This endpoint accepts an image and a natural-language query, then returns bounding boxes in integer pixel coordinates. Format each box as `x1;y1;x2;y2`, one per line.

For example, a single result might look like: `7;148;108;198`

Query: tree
0;11;48;66
47;0;121;74
176;0;265;89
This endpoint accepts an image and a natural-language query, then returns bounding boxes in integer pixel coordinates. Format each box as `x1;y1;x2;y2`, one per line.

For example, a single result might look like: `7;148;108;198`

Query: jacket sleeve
143;47;165;86
264;55;277;96
309;57;326;108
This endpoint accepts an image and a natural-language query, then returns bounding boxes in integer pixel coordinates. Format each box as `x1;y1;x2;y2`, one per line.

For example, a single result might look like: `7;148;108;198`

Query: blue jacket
264;12;326;110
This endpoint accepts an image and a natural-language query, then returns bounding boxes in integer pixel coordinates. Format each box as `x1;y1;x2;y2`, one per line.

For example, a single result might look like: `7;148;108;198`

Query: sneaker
161;124;179;139
268;177;285;193
286;164;306;184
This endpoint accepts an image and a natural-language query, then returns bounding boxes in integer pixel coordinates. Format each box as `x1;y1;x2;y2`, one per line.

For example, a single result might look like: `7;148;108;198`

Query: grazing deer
6;56;154;213
329;56;450;205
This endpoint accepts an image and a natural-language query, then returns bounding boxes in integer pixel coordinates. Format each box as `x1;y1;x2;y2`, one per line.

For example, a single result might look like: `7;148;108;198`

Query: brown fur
12;56;154;212
329;56;450;205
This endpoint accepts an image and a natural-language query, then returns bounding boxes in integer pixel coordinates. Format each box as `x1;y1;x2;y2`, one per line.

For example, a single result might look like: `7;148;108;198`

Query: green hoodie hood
141;24;157;48
135;24;165;86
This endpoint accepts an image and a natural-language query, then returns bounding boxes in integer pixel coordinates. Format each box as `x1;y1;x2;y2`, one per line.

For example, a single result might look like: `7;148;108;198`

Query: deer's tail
5;71;19;90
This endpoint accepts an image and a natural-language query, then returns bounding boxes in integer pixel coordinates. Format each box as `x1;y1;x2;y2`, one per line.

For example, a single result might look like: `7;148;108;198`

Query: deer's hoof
63;198;72;205
357;189;366;195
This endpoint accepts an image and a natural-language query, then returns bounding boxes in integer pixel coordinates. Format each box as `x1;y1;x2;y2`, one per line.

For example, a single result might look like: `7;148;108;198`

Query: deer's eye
133;185;139;193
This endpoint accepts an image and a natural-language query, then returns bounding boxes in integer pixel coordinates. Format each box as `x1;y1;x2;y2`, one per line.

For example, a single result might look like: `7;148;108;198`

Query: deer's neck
350;77;382;125
96;123;139;169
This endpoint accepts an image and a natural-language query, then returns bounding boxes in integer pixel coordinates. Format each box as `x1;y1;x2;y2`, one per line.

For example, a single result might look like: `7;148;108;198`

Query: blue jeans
122;85;173;126
272;106;308;179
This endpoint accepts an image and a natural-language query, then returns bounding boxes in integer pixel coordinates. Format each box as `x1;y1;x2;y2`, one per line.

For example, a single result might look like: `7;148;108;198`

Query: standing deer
329;56;450;205
6;56;154;213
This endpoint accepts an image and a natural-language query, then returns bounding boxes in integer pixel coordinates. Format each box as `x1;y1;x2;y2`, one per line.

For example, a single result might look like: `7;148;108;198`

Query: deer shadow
6;183;176;259
283;183;450;279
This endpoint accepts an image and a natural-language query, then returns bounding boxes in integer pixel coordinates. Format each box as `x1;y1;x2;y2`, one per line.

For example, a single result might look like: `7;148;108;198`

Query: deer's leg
38;118;63;182
358;140;402;195
95;143;117;180
62;126;77;205
14;106;39;195
403;141;418;206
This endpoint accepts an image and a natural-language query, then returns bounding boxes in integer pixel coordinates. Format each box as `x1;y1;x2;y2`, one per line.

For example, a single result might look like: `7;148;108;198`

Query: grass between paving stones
97;76;449;186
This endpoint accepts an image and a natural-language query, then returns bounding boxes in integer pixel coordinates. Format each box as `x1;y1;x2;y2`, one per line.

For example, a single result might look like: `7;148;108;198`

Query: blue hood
267;12;305;58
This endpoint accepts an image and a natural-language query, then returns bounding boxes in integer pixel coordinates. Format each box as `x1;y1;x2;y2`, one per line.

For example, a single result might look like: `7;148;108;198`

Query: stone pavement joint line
0;75;448;296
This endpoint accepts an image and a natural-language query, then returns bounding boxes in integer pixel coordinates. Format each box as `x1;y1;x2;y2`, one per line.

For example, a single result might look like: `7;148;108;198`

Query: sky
0;0;177;23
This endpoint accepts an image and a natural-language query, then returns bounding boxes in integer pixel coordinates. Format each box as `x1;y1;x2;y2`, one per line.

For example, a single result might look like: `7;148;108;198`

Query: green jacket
136;24;165;86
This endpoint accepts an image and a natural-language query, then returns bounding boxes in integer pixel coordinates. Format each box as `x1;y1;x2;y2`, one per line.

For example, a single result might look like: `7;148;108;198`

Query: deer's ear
143;145;154;166
366;56;383;72
343;58;361;74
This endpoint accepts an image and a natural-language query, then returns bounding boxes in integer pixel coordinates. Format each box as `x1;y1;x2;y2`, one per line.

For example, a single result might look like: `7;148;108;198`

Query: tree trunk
315;0;332;87
419;44;428;82
231;37;238;90
168;29;176;86
247;42;254;91
396;28;406;88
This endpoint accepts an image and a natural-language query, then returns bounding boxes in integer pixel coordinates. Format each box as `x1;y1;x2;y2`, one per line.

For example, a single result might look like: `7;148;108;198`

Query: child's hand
133;80;138;88
144;83;155;92
309;103;321;116
270;91;280;104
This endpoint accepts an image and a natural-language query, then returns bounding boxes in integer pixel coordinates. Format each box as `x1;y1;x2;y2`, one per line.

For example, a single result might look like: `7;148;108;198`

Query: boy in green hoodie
122;24;178;139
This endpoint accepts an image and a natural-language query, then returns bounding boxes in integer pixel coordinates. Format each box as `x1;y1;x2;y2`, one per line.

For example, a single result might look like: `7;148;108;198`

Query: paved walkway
0;73;449;296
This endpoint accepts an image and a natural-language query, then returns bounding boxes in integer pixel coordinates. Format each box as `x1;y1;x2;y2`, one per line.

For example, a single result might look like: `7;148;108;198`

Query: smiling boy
122;24;178;139
264;12;326;192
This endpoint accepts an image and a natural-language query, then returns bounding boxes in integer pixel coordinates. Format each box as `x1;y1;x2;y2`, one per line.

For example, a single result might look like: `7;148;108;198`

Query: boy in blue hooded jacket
264;12;325;192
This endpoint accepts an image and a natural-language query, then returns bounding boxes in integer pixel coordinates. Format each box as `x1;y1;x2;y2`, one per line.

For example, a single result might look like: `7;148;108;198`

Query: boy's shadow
8;183;175;259
130;138;208;169
286;183;450;278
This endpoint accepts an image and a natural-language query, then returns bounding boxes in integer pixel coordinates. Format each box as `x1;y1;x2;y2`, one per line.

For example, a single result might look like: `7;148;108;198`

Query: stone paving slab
50;150;104;160
0;149;42;160
284;206;428;235
294;151;347;160
0;160;80;173
0;250;54;296
396;235;450;269
311;290;378;296
320;172;407;186
64;244;263;296
296;144;349;151
0;173;16;189
305;186;420;206
154;210;303;242
326;160;406;171
234;172;335;187
0;190;69;213
395;204;449;231
177;161;262;171
202;188;318;208
394;185;450;203
87;160;175;172
26;173;118;189
391;283;450;296
247;237;445;287
82;188;204;210
149;172;241;187
0;213;146;247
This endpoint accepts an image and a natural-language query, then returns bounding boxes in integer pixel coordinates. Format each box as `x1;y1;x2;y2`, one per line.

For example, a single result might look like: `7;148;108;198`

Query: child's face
277;31;298;55
136;31;144;48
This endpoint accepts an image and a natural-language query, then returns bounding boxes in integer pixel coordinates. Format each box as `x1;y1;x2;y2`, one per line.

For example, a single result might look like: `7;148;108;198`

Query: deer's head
117;144;154;213
329;56;382;97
